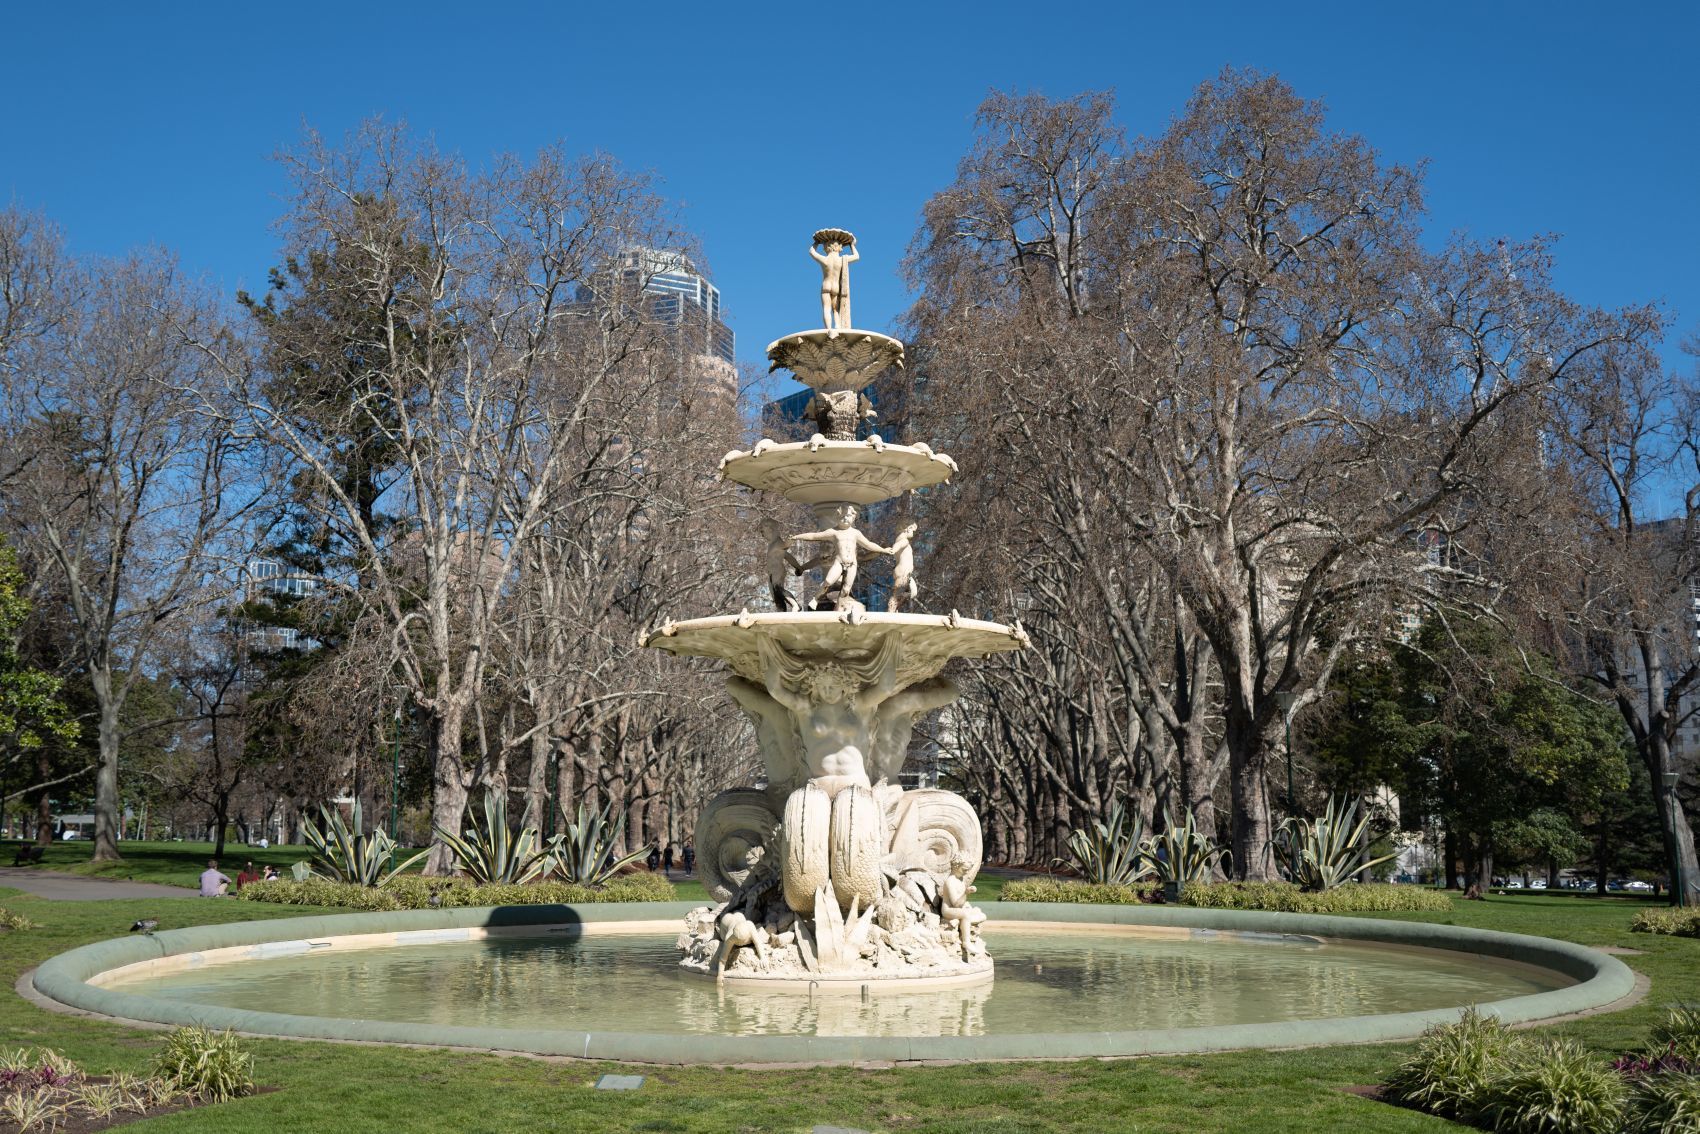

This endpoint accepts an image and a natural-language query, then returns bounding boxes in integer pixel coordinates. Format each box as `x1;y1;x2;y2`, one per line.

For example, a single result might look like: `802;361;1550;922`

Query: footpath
0;868;196;901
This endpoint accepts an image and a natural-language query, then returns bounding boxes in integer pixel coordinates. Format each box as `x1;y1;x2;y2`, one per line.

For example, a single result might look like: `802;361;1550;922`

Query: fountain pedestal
643;231;1026;985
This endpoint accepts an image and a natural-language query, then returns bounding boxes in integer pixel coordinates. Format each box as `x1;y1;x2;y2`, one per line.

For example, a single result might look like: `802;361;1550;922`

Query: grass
9;839;313;888
0;874;1690;1131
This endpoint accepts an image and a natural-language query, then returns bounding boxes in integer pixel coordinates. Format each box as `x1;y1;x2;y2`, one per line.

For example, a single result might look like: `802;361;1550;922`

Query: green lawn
0;883;1689;1132
10;839;313;888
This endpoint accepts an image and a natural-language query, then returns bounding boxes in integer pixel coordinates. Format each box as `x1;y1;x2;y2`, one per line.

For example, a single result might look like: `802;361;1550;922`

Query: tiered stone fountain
643;229;1028;986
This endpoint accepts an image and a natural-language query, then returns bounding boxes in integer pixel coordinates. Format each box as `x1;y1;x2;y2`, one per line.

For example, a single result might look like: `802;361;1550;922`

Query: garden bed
233;873;674;910
1000;878;1453;913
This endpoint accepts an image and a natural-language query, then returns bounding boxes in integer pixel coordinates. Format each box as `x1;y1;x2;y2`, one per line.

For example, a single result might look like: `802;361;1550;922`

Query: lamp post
1273;691;1299;880
1663;771;1689;908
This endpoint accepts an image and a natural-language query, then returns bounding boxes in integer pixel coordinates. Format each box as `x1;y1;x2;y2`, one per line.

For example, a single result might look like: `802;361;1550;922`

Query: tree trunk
31;747;54;848
522;727;550;834
212;794;229;858
1647;736;1700;907
90;680;123;863
425;700;471;876
554;740;574;830
1225;704;1275;880
1177;724;1216;836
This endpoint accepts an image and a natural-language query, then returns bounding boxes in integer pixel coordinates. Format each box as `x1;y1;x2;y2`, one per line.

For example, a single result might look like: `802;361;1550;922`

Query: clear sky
5;2;1697;384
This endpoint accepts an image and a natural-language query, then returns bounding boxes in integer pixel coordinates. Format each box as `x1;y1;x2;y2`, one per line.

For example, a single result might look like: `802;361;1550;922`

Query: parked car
1625;880;1653;891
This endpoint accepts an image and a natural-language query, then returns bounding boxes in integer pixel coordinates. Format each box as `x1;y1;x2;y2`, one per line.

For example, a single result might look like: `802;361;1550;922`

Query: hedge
999;878;1452;912
234;873;676;911
1182;881;1453;912
1000;878;1151;904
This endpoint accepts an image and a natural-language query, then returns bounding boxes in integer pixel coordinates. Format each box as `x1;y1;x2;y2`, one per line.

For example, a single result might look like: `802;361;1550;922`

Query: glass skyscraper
617;248;735;366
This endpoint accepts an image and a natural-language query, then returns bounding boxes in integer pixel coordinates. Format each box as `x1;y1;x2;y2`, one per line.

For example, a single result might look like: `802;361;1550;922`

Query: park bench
10;845;46;867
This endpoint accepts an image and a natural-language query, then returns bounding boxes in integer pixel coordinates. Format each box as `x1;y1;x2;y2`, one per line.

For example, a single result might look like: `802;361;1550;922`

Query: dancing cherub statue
792;504;889;612
810;228;858;337
760;518;801;612
886;522;919;612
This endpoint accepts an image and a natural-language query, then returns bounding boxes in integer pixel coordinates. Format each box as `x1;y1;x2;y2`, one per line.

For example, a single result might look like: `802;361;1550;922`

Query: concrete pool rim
29;900;1637;1064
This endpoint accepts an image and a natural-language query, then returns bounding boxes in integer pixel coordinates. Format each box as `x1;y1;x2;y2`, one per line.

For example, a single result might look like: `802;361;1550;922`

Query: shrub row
1000;878;1151;904
235;872;675;911
1631;906;1700;938
1182;881;1454;912
1384;1006;1700;1133
1000;878;1452;912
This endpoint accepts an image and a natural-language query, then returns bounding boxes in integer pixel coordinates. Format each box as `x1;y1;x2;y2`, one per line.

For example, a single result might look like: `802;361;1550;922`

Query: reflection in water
116;930;1565;1038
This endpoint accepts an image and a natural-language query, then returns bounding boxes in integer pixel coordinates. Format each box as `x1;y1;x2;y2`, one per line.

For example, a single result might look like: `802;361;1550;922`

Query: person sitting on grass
199;859;231;897
235;861;261;891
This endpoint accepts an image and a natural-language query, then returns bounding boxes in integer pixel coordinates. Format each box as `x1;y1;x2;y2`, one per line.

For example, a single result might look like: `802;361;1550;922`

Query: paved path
0;868;197;901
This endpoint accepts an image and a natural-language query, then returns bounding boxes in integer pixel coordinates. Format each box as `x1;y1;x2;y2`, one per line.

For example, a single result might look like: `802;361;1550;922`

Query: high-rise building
616;248;735;367
242;557;318;653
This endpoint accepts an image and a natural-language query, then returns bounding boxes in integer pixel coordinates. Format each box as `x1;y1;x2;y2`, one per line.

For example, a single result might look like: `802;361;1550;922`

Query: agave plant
433;791;558;885
1142;809;1228;884
1061;799;1152;885
1277;795;1399;891
303;802;426;887
552;801;651;885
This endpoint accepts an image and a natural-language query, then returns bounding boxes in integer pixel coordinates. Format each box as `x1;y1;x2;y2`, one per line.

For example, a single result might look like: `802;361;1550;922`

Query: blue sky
5;2;1697;386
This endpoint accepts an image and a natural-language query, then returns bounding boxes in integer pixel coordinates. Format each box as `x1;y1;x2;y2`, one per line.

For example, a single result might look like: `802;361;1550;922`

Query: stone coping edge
30;900;1636;1065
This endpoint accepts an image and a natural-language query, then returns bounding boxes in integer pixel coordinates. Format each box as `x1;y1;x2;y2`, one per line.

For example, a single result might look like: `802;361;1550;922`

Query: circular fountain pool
31;902;1634;1064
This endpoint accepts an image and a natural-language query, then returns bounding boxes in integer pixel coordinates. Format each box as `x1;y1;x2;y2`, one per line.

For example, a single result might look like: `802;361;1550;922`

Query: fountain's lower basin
31;902;1635;1064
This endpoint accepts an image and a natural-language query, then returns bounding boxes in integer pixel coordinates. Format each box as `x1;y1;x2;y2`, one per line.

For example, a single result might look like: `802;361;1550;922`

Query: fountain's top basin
765;328;904;391
641;612;1028;685
718;439;956;505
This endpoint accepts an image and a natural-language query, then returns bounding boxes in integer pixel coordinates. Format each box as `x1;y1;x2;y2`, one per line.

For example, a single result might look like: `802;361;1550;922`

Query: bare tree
1545;341;1700;903
0;228;242;861
212;123;740;872
907;75;1655;877
149;620;253;857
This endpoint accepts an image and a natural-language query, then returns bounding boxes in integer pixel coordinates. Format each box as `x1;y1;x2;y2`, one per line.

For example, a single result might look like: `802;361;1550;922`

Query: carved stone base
677;885;993;985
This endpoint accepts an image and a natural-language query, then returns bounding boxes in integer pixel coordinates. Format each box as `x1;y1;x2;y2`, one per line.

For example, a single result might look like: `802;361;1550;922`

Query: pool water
111;928;1566;1039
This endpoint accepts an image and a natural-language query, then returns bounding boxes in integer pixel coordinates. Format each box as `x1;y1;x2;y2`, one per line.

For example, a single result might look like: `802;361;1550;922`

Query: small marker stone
595;1074;645;1090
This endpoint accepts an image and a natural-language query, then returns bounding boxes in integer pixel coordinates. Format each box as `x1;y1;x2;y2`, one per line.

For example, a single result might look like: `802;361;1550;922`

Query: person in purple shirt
199;859;231;897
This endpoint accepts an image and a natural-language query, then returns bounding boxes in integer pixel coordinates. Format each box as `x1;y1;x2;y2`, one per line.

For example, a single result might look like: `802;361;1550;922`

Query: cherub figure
809;230;859;336
792;505;889;611
886;522;919;612
937;855;986;960
760;518;801;612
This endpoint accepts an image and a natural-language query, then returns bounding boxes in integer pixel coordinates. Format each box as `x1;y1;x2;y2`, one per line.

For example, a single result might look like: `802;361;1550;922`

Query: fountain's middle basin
31;902;1636;1064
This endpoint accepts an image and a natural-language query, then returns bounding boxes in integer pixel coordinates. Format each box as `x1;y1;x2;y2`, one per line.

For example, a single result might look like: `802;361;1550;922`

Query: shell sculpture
904;789;983;885
693;788;780;901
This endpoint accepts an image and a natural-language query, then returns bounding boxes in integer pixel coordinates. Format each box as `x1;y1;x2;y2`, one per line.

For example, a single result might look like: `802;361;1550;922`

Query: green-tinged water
112;929;1565;1038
